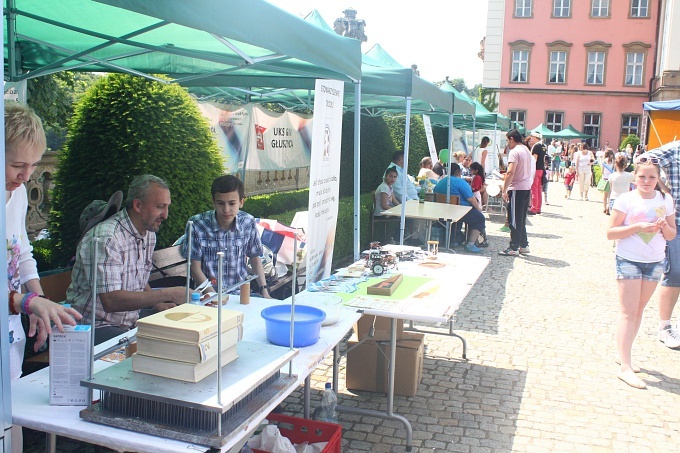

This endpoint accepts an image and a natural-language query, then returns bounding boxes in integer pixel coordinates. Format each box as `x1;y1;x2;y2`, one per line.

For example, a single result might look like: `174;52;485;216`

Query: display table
12;299;361;453
382;200;471;247
328;249;489;452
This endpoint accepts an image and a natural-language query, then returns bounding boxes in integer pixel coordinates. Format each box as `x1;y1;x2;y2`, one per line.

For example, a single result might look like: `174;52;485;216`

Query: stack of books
132;304;244;382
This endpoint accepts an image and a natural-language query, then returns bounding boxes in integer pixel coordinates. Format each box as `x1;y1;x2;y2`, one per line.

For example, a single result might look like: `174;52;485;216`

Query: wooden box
366;273;403;296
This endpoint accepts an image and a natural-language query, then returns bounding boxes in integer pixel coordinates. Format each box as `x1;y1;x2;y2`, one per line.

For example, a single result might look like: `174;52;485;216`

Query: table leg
45;432;56;453
303;375;311;419
336;318;414;451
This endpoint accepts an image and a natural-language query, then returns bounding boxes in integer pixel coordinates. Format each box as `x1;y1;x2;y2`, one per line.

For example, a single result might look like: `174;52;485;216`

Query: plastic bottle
320;382;338;423
191;292;201;305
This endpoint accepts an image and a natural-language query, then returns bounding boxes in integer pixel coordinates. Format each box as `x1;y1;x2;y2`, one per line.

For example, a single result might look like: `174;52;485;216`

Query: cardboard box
49;325;92;405
354;314;404;342
346;332;424;397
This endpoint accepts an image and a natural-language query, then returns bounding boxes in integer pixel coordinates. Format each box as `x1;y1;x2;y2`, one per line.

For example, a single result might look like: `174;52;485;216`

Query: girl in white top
607;156;676;389
374;167;399;215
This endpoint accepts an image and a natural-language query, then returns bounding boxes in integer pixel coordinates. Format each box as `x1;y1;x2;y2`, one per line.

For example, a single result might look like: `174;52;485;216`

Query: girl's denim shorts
615;255;665;282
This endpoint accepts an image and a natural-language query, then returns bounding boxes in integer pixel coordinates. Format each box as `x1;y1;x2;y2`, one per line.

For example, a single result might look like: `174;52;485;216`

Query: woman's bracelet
20;292;39;316
8;291;19;315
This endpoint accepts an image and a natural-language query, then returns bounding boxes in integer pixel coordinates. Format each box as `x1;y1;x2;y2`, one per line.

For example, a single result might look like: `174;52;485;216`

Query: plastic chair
370;191;399;243
485;181;506;214
433;193;465;246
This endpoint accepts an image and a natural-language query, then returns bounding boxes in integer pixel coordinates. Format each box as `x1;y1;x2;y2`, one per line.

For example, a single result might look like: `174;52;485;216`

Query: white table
12;299;361;453
383;200;472;248
331;251;489;452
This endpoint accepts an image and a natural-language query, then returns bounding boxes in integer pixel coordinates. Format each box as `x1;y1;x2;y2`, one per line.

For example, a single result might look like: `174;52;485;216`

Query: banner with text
306;80;344;285
422;115;438;162
197;102;313;173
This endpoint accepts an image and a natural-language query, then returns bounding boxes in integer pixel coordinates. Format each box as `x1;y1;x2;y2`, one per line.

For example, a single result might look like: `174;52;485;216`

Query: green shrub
620;134;640;151
384;115;431;176
243;189;309;218
338;112;397;198
32;238;57;273
49;74;223;265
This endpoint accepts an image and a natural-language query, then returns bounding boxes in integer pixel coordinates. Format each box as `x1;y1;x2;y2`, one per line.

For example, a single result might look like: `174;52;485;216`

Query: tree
479;87;498;113
620;134;640;151
49;74;223;264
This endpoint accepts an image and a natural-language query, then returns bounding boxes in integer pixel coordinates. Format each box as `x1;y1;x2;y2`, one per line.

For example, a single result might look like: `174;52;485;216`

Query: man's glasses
637;157;659;164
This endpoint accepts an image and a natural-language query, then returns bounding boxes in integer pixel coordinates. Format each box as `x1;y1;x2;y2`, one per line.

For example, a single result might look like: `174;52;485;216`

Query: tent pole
353;81;362;261
399;98;413;246
445;113;454;249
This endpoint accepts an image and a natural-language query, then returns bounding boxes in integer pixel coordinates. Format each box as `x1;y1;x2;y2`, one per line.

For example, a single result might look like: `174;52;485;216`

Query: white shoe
659;325;680;349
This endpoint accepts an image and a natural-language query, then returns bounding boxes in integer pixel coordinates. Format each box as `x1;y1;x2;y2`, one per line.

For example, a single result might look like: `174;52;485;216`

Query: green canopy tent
553;124;595;140
4;0;371;259
529;123;560;139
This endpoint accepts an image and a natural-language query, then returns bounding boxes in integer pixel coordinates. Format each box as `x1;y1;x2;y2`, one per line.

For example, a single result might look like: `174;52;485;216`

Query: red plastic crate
252;413;342;453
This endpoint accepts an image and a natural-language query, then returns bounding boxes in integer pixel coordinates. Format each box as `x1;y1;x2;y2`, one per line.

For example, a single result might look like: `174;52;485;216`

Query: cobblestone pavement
25;182;680;452
284;182;680;452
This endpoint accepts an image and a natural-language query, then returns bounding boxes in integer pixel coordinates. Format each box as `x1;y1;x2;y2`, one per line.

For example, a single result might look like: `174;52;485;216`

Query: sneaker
465;243;482;253
585;196;589;201
519;246;531;255
498;247;519;256
476;240;489;248
658;325;680;349
527;211;537;216
500;225;510;233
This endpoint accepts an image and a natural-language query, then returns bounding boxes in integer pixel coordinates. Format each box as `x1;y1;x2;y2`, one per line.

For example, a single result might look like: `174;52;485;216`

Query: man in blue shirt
434;163;486;253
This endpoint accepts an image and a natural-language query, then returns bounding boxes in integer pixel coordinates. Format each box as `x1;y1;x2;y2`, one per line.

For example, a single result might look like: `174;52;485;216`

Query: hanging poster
422;115;438;162
306;80;344;285
197;102;312;172
196;102;250;174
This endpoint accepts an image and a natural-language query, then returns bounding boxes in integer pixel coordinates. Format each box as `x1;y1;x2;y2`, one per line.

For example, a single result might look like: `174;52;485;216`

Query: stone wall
26;150;58;239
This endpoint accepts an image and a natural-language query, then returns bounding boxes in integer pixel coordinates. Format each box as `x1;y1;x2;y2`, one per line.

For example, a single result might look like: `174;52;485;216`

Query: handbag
597;177;610;192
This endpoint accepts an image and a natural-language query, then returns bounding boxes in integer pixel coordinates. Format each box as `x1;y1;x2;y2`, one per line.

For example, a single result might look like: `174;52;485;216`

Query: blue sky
267;0;488;86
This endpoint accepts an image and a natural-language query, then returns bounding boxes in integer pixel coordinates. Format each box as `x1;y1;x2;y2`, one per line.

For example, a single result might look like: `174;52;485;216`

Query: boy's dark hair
211;175;244;199
506;129;523;143
385;167;398;177
391;151;404;162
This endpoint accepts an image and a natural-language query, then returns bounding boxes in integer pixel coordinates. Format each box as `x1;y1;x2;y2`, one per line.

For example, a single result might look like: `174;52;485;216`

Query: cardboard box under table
346;332;425;397
354;314;404;342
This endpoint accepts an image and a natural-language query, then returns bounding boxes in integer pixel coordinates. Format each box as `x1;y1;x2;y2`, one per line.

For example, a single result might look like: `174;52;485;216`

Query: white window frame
512;50;529;83
591;0;609;17
625;52;644;86
631;0;649;18
583;113;601;148
546;112;563;132
553;0;571;17
587;51;605;85
515;0;532;18
621;114;640;137
509;110;526;128
549;51;567;83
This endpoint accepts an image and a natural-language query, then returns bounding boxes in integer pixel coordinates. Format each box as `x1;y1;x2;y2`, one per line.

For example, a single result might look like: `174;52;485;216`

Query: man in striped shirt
647;142;680;349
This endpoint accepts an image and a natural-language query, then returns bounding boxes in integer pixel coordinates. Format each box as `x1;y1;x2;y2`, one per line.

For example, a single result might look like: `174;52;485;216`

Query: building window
515;0;532;17
631;0;649;18
583;113;601;148
625;52;644;86
587;51;605;84
549;51;567;83
621;115;640;140
509;110;526;128
512;50;529;83
553;0;571;17
591;0;609;17
546;112;563;132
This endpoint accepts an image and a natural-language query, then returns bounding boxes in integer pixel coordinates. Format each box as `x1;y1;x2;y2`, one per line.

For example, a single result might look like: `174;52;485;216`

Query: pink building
483;0;659;149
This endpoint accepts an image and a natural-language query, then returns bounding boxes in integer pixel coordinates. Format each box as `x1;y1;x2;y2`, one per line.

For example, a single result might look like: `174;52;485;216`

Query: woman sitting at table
418;156;439;183
433;163;487;253
374;167;399;215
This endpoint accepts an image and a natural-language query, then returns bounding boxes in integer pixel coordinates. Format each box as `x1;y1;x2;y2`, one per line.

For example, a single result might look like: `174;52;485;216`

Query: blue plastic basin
261;304;326;347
